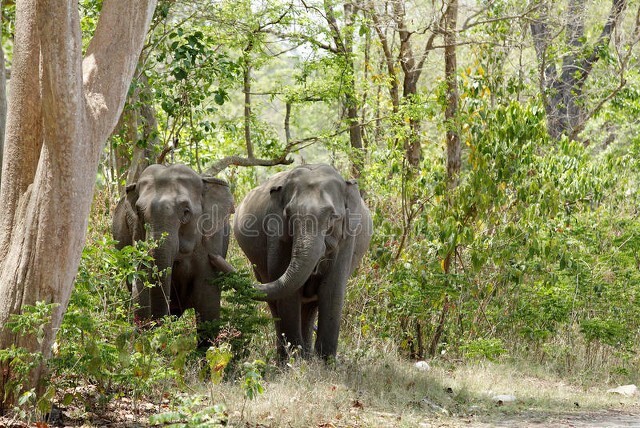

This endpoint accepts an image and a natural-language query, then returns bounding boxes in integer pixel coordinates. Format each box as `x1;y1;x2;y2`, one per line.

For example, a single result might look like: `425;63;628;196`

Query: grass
172;342;639;428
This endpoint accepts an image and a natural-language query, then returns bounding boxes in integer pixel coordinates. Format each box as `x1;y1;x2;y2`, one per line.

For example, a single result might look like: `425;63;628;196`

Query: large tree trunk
0;0;157;408
0;3;6;185
343;1;364;178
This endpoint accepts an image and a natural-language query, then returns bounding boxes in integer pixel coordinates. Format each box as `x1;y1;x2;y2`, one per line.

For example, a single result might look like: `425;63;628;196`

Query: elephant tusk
208;254;235;273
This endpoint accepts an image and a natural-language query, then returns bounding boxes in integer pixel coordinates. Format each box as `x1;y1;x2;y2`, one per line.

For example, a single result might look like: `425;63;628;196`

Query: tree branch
322;0;347;54
0;0;42;246
462;4;541;31
577;0;626;84
205;155;294;176
365;0;399;109
265;28;339;53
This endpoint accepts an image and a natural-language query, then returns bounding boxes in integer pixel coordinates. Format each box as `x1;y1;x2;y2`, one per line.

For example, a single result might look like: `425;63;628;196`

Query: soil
476;410;640;428
2;407;640;427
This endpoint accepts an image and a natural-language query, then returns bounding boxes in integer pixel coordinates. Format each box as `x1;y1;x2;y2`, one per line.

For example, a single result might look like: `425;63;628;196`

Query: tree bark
324;0;364;178
112;70;159;191
367;0;442;168
444;0;460;185
531;0;626;139
243;61;254;159
0;0;157;407
0;3;6;185
127;73;158;184
115;93;139;194
429;0;460;358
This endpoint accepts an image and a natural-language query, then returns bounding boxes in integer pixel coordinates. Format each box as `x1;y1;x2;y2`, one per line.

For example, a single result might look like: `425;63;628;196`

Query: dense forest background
2;0;640;424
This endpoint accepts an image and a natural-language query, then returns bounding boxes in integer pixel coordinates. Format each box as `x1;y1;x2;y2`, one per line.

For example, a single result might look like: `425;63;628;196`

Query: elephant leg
315;240;356;360
315;280;347;360
253;267;265;283
189;274;222;348
275;296;303;362
300;276;320;356
268;301;285;360
301;301;318;357
191;278;221;323
263;237;298;361
267;236;290;280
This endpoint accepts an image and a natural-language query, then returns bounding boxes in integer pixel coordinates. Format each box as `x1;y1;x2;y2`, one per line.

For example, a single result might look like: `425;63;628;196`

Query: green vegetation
3;0;640;425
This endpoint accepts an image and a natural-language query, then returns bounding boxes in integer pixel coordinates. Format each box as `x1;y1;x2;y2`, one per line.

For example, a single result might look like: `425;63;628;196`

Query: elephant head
256;164;362;300
119;164;233;318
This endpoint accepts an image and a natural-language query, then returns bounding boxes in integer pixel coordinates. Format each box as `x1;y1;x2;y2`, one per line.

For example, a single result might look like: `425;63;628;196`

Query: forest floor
2;350;639;427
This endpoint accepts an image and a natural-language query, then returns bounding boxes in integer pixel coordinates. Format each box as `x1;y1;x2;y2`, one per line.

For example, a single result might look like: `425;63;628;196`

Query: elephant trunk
147;224;178;317
256;221;325;301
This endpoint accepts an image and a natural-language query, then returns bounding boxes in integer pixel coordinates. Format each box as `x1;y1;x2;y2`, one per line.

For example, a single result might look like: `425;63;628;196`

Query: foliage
206;344;233;385
149;24;241;169
0;302;57;418
357;85;640;371
205;271;271;361
50;231;199;408
241;360;266;400
149;395;227;427
44;198;271;419
460;338;507;361
6;0;640;422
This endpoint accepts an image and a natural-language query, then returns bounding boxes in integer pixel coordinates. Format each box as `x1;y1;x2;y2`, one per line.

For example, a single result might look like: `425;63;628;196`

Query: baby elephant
234;164;372;360
112;164;235;342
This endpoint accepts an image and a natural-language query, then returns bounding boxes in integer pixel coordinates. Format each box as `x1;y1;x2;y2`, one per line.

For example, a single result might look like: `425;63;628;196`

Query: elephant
233;164;372;360
112;164;235;341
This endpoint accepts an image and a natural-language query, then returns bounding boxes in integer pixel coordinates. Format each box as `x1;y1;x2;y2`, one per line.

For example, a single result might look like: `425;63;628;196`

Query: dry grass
183;343;639;427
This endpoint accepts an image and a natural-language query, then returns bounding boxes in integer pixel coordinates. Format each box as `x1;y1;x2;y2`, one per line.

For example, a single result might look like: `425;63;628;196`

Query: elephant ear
343;179;362;239
113;183;144;248
200;176;234;238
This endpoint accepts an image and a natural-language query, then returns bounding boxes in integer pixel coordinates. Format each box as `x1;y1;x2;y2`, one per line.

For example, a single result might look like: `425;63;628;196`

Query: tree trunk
342;1;364;178
429;0;460;358
116;91;139;194
368;0;441;168
112;70;159;191
0;0;157;408
0;3;7;185
394;0;422;168
127;73;159;184
444;0;460;185
531;0;626;139
243;61;254;159
324;0;364;178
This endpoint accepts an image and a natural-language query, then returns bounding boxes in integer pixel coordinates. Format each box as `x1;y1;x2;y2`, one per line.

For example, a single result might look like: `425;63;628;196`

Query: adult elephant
234;164;372;360
112;164;235;338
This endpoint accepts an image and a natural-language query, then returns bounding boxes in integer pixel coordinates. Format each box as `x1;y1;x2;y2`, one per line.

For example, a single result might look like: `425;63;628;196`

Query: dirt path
461;410;640;427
